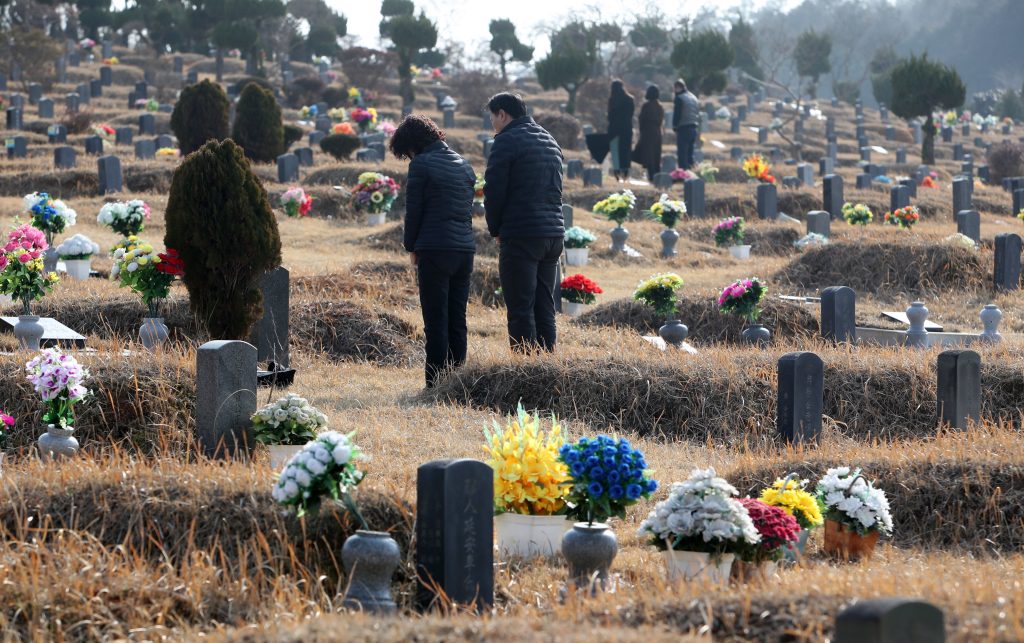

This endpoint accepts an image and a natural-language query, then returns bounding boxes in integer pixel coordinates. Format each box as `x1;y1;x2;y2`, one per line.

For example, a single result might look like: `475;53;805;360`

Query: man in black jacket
484;92;565;353
672;79;700;169
390;115;476;387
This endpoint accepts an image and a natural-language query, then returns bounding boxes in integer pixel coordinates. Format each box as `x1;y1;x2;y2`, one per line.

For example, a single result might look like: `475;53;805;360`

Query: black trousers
676;124;698;169
498;236;563;352
416;251;473;387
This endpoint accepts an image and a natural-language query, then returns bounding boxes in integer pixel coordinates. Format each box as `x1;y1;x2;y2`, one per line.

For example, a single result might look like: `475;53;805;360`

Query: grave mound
680;223;801;256
731;458;1024;553
775;241;986;294
574;292;819;344
33;294;200;342
293;300;421;366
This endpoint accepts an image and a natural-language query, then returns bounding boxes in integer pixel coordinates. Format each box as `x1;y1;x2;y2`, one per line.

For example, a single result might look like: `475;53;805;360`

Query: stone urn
341;530;401;614
14;311;44;351
783;528;812;562
904;301;929;348
659;319;689;347
561;522;618;594
979;304;1003;343
139;317;169;350
660;228;680;258
609;226;629;253
37;424;79;460
742;324;771;346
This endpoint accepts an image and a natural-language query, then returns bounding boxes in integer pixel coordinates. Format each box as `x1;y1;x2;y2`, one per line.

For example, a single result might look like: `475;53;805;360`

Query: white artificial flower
305;457;326;475
293;469;311;487
273;408;288;422
332;444;351;465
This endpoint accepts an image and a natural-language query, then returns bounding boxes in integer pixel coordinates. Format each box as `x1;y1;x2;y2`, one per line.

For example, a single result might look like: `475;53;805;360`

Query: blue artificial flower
597;435;612;445
603;457;617;468
585;455;599;468
588;481;604;496
570;462;586;477
559;444;571;458
609;485;624;500
635;457;648;470
625;484;643;500
578;437;589;448
607;470;621;484
588;467;604;480
603;446;617;458
563;449;579;463
618;462;632;476
645;478;658;493
618;441;631;453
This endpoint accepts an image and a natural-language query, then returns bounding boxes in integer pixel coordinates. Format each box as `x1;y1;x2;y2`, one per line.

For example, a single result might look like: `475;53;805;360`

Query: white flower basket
565;248;589;266
729;245;751;260
562;300;588;317
495;513;571;559
662;550;735;584
62;259;91;281
366;212;387;226
267;444;305;470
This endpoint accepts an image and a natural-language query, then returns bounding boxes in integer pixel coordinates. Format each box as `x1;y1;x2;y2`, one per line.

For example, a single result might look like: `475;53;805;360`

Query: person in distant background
390;115;476;388
632;84;665;181
606;80;635;181
672;79;700;169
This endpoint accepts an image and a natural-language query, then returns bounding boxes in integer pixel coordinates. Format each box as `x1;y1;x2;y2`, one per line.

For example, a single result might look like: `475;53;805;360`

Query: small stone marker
953;143;964;161
730;117;740;134
277;153;299;182
27;82;41;104
890;185;910;212
776;351;824;444
90;78;102;98
856;173;872;189
561;204;574;228
309;131;326;146
84;136;103;155
660;154;676;173
993;233;1022;291
835;598;945;643
582;168;602;188
249;266;290;369
860;146;871;162
100;65;112;86
294;147;313;166
76;83;90;102
54;146;76;169
115;127;133;145
5;107;22;131
38;98;54;118
806;211;831;238
757;183;778;220
156;134;174;149
684;177;705;218
823;174;843;219
955;210;980;244
566;159;583;179
138;113;155;135
65;92;79;113
415;459;494;612
97;155;123;195
134;139;156;160
442;108;455;129
653;173;672;189
731;146;744;161
819;156;834;176
47;124;67;144
797;162;813;187
936;350;981;430
821;286;856;344
952;177;972;217
196;340;257;459
6;135;27;159
941;127;952;143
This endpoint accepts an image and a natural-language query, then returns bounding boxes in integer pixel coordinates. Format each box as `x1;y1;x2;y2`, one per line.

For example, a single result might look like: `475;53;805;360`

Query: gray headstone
561;204;573;228
134;81;148;99
776;352;824;445
819;157;834;176
660;154;677;173
684;177;705;218
890;185;910;212
956;210;980;244
101;40;112;58
309;131;326;146
952;177;972;218
856;124;866;140
566;159;584;179
249;267;290;368
97;155;122;194
977;165;989;184
5;135;27;159
47;124;67;144
69;51;80;67
187;70;198;84
90;78;102;98
37;98;53;119
961;123;970;137
65;92;80;113
825;117;835;139
5;108;23;131
277;153;299;183
937;350;981;430
782;176;800;188
483;138;494;160
859;146;871;163
823;174;843;219
855;173;872;189
134;139;156;159
76;83;90;102
952;143;964;161
54;146;76;169
315;116;331;133
835;599;944;643
582;168;603;188
821;286;855;344
173;55;183;73
100;65;112;86
27;82;41;105
994;233;1022;291
736;105;747;121
757;182;778;220
355;148;381;163
84;135;103;155
757;128;768;144
115;127;133;145
730;117;740;134
898;177;917;199
138;113;155;135
826;140;838;160
797;163;813;187
126;91;138;109
442;108;455;129
196;340;257;459
653;173;673;189
806;211;831;238
912;122;922;144
294;147;313;166
156;134;174;149
731;146;744;161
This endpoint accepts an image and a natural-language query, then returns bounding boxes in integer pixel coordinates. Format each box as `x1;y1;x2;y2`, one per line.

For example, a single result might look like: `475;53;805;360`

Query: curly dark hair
389;114;445;160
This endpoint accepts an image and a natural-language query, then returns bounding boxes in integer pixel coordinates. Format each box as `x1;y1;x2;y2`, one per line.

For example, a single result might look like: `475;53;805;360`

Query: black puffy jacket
403;140;477;253
484;116;564;239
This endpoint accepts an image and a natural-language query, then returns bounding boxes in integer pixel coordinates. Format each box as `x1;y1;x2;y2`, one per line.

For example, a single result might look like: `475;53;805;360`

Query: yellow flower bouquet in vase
758;473;825;560
483;404;572;560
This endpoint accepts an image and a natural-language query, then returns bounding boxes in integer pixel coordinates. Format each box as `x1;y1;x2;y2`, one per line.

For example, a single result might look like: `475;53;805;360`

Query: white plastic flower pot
728;245;751;260
565;248;589;266
267;444;304;470
495;513;571;559
366;212;387;226
562;300;588;317
63;259;91;280
662;550;735;585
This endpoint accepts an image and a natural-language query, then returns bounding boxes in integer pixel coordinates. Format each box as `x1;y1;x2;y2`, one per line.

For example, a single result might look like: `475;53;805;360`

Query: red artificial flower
560;273;603;294
156;248;185;276
299;195;313;216
739;498;800;551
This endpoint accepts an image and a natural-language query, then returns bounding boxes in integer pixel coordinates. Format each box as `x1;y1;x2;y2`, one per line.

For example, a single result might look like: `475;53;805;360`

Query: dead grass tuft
292;300;422;366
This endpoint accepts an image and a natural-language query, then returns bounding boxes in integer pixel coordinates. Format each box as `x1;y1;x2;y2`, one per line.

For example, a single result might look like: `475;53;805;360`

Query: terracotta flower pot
823;519;880;560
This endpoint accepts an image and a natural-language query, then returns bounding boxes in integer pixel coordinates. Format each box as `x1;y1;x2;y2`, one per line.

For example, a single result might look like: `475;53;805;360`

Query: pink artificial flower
17;253;31;263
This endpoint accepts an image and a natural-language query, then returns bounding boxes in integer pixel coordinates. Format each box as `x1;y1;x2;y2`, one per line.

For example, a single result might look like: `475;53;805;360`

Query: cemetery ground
3;53;1024;641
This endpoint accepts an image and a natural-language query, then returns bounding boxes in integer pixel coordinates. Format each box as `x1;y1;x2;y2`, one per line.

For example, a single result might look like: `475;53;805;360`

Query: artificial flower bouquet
483;404;570;516
272;430;366;521
332;122;356;136
638;468;759;555
944;233;978;251
842;202;872;227
794;232;828;250
379;120;397;137
280;187;313;218
0;225;59;313
25;349;90;431
564;226;597;249
713;216;745;247
1017;208;1024;222
474;174;486;204
252;393;328;446
560;273;603;305
718;277;766;323
670;168;695;181
736;498;801;564
111;242;184;317
347;87;362;105
558;435;657;525
351;172;400;214
156;147;179;159
92;124;115;143
98;199;151;237
815;467;893;537
56;234;100;260
351;106;378;132
759;477;825;531
102;56;118;65
649;194;686;228
0;411;13;450
695;160;719;183
742;154;775;184
633;272;684;319
24;192;77;242
328;107;347;122
299;105;318;120
885;205;920;229
592;189;636;226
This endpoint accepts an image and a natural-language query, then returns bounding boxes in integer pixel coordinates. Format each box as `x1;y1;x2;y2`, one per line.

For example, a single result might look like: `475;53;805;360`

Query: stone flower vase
659;319;689;347
823;519;880;561
979;304;1003;343
42;247;59;274
561;522;618;593
14;311;45;351
609;226;629;253
660;228;680;258
139;317;169;350
341;530;401;614
37;424;79;460
742;324;771;346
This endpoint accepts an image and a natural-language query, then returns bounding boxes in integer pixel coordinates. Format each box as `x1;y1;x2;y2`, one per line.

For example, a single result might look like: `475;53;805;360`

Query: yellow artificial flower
759;478;824;528
483;405;570;515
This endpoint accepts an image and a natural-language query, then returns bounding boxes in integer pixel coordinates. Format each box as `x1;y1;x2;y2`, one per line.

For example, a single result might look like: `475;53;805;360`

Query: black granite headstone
54;146;76;169
684;177;705;219
952;177;972;217
821;286;856;344
582;168;602;188
5;108;22;131
806;211;831;238
134;139;156;159
890;185;910;212
896;147;907;164
115;127;133;145
993;233;1022;291
134;81;148;99
138;113;155;135
294;147;313;166
561;204;574;228
90;78;102;98
100;65;112;86
6;135;27;159
65;92;80;113
856;173;872;189
566;159;584;179
277;153;299;182
756;182;778;220
835;598;944;643
98;155;122;194
27;82;42;105
823;174;843;219
776;352;824;444
956;210;980;244
937;350;981;430
84;136;103;155
309;131;326;146
899;177;917;198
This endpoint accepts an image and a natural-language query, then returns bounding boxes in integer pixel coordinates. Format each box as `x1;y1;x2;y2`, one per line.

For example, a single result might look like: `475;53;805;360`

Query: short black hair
487;92;527;119
674;79;687;91
389;114;445;160
645;84;660;101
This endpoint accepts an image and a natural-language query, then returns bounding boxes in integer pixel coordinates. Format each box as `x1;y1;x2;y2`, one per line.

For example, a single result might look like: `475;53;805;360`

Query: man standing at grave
672;79;700;169
484;92;565;353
